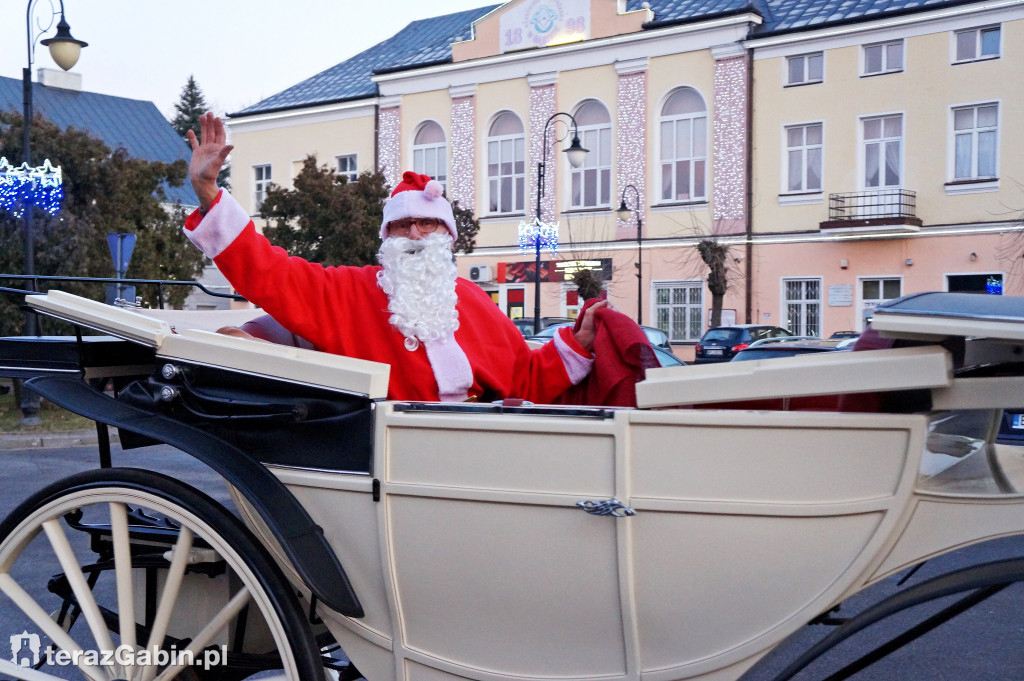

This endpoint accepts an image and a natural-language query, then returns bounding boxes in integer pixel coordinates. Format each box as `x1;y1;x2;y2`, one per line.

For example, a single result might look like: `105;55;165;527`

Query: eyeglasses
388;218;448;237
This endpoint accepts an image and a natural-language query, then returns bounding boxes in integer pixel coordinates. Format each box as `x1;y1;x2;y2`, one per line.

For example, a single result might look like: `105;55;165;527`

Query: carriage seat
237;314;316;351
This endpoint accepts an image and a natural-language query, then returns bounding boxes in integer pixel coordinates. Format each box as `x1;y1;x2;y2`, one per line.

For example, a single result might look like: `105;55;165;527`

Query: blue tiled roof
0;75;197;206
234;5;501;116
234;0;986;116
753;0;979;35
635;0;759;27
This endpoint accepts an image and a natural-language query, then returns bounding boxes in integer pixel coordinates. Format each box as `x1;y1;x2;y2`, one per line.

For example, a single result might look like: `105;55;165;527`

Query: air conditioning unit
469;265;493;283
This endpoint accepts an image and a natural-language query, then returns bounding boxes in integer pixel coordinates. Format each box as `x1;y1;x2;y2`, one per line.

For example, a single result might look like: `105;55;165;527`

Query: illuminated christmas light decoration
519;218;559;254
712;55;748;223
378;107;401;190
450;95;476;207
987;276;1003;295
0;157;64;218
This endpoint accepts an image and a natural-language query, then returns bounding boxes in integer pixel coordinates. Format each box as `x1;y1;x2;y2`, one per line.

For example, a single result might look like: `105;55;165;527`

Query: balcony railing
821;189;921;231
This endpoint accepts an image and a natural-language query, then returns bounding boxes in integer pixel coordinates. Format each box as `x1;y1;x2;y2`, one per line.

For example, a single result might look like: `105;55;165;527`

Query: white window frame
785;52;824;86
781;278;822;337
336;154;358;182
658;91;708;204
783;122;823;194
569;105;612;210
860;113;904;190
412;121;447;191
653;280;703;342
486;113;526;216
857;276;902;330
950;101;999;182
253;164;272;213
953;25;1001;63
862;39;904;76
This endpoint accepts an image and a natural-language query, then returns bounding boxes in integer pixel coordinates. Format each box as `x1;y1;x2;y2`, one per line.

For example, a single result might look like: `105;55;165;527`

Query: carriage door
376;405;629;681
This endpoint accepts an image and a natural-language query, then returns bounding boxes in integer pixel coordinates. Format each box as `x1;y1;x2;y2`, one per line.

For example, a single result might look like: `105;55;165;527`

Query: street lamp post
533;112;588;334
616;184;643;325
18;0;86;424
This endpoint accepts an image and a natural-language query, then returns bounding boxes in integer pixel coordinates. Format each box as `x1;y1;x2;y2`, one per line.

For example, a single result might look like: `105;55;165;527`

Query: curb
0;428;120;451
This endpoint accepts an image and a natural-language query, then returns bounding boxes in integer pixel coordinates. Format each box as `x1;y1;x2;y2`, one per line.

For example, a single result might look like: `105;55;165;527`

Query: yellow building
225;0;1024;358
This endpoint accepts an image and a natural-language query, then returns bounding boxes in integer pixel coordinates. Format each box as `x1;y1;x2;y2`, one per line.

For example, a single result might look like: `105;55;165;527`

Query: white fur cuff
184;190;251;259
553;328;594;385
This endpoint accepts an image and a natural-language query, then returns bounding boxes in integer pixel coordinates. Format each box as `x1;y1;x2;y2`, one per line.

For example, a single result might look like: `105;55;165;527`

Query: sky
1;0;495;120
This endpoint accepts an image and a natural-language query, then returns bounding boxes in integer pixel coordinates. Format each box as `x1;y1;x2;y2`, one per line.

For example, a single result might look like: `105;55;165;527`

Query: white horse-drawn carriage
1;287;1023;681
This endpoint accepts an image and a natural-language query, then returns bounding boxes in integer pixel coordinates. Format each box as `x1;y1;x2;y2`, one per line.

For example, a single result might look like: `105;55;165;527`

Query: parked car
829;330;860;339
693;324;793;364
652;344;686;367
998;410;1024;443
528;323;679;358
513;317;573;337
732;337;856;362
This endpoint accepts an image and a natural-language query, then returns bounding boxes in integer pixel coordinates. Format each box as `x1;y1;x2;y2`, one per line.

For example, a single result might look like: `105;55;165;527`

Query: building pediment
452;0;653;62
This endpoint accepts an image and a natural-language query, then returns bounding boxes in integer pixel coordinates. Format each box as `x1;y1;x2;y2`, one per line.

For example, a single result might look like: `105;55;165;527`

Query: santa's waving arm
187;112;233;214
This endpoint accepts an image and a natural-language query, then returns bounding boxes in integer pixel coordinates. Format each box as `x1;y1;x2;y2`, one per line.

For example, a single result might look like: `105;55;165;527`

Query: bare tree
661;210;747;329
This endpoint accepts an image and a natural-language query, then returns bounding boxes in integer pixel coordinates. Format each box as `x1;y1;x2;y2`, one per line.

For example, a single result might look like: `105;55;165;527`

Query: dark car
731;337;856;362
998;410;1024;443
528;323;679;358
829;330;860;340
693;325;793;364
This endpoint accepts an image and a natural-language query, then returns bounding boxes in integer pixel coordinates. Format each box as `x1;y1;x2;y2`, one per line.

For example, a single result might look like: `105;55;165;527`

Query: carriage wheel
0;467;325;681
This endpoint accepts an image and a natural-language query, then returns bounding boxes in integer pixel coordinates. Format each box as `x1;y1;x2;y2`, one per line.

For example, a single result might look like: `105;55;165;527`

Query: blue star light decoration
0;158;64;218
518;218;559;255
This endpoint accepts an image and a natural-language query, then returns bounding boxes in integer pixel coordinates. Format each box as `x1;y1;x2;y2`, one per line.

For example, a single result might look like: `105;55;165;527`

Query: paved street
0;443;1023;679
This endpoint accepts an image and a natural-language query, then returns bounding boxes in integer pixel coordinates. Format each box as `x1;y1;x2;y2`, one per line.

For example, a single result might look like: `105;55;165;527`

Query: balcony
819;189;922;233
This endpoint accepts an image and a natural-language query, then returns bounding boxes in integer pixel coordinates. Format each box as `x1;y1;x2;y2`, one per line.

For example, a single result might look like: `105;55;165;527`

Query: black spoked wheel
0;467;324;681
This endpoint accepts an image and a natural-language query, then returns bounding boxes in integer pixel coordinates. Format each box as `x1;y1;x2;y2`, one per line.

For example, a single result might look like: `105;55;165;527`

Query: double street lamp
616;184;643;325
17;0;86;425
532;112;588;334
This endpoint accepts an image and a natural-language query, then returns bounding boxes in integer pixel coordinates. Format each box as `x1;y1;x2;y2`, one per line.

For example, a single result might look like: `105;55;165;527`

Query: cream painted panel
633;511;883;670
386;424;615;496
281;484;393;640
387;495;627;677
405;659;475;681
631;420;910;503
873;495;1024;580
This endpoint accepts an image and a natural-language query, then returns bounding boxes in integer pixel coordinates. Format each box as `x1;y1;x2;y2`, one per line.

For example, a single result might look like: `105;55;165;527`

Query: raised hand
187;112;234;212
574;300;608;353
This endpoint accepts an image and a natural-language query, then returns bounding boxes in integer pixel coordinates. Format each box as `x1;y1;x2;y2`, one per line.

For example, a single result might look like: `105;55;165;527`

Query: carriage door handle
576;499;636;517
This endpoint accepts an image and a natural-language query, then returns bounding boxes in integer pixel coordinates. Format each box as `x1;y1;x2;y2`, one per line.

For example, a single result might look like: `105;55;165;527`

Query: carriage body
2;289;1024;681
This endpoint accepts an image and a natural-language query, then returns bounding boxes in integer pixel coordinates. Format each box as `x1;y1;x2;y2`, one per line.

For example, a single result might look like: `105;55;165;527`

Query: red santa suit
183;186;593;403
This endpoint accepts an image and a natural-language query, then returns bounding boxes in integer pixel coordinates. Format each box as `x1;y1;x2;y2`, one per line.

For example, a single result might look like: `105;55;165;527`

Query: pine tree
170;75;207;145
170;75;230;190
261;156;478;266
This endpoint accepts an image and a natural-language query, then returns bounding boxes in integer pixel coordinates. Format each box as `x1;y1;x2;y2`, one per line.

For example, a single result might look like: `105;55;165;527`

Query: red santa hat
380;171;457;240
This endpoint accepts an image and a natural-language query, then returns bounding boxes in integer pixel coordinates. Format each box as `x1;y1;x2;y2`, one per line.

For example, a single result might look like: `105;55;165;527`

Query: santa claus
184;113;601;402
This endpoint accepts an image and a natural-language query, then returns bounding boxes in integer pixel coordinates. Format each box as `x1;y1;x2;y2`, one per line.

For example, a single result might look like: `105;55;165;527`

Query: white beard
377;233;459;351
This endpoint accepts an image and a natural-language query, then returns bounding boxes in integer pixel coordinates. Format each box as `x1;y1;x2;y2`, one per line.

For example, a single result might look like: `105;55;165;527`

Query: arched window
570;101;612;209
413;121;447;190
486;112;526;214
659;88;707;202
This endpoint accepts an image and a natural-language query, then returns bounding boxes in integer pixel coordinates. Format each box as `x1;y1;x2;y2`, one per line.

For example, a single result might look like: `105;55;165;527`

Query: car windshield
702;328;743;343
733;348;818;361
644;328;668;346
530;324;570;339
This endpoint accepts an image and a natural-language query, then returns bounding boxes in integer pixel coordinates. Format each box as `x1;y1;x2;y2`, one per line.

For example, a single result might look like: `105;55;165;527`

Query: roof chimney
37;67;82;92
